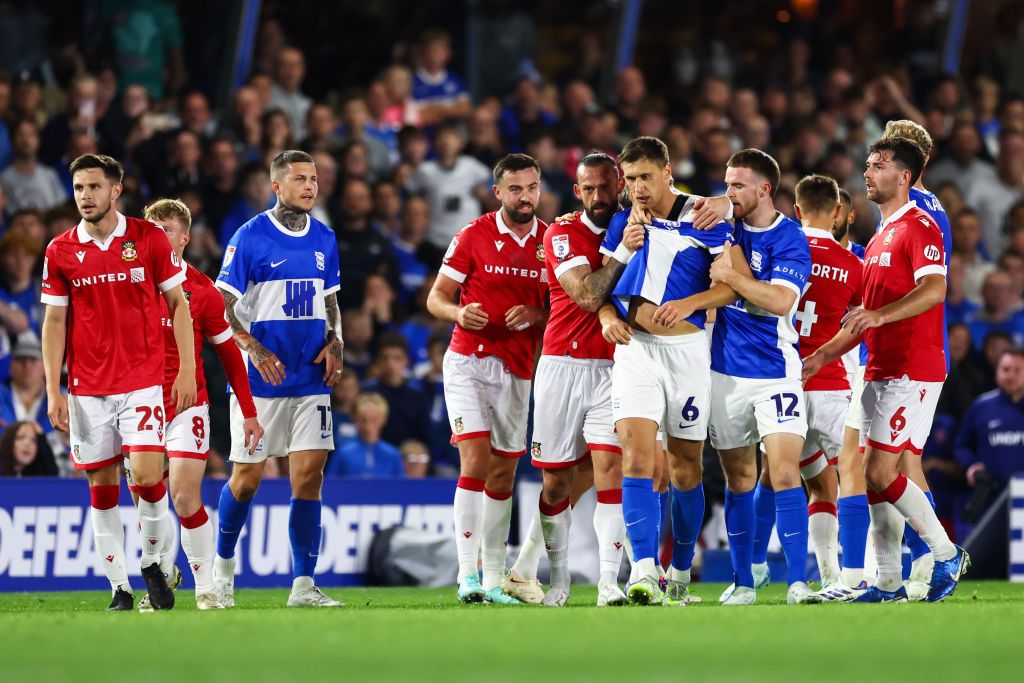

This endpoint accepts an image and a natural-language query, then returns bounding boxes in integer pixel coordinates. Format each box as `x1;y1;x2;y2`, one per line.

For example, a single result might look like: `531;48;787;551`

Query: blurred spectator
180;91;215;139
338;139;374;183
927;121;996;199
966;271;1024;350
202;138;241;234
400;439;431;478
326;392;404;478
998;250;1024;313
406;122;491;250
330;368;360;447
268;47;312;140
421;330;458;476
982;331;1014;386
259;108;296;166
0;338;62;458
97;83;152;160
309;151;337;227
525;130;573;217
219;162;272;247
946;253;981;325
0;119;67;213
301;102;341;155
498;76;557;153
7;208;48;247
957;348;1024;481
332;177;396;309
0;77;10;170
362;332;431;448
97;0;185;101
964;129;1024;256
362;274;399;331
379;65;420;130
372;179;402;237
0;420;58;477
391;196;433;308
613;66;647;137
158;128;205;197
341;308;374;378
952;208;995;302
39;73;100;166
412;30;471;124
464;105;504;168
0;231;42;336
217;85;263;158
938;323;990;422
337;95;392;179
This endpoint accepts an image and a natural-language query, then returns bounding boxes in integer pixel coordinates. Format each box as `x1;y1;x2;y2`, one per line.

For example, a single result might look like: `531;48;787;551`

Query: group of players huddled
430;119;970;607
41;115;969;612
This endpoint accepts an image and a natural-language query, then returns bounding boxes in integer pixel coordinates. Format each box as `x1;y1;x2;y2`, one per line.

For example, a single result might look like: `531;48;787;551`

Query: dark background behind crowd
1;0;1023;543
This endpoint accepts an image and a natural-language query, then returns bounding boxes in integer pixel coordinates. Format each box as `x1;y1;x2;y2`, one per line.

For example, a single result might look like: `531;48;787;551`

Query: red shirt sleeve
438;227;473;284
905;216;946;283
40;241;69;306
198;280;233;345
146;223;187;292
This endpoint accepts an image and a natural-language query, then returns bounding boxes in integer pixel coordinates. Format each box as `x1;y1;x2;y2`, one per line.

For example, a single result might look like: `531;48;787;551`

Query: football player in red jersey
124;199;265;611
427;154;549;604
41;155;197;611
804;138;969;602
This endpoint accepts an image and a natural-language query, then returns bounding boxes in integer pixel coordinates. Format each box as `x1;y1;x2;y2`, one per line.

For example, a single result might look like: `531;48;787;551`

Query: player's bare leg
716;445;758;605
860;447;965;602
130;450;176;610
762;433;813;604
899;452;935;600
286;449;342;607
169;458;221;609
538;467;574;607
591;451;627;606
453;436;494;603
87;464;133;610
213;460;265;607
479;453;520;604
663;436;704;605
619;417;663;605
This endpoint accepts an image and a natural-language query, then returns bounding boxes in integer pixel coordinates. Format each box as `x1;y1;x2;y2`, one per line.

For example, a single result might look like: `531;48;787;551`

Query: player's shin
724;488;756;588
136;480;171;568
808;501;840;583
669;483;704;575
481;487;514;590
539;497;572;591
881;475;955;561
288;498;322;579
751;482;776;566
180;506;214;594
622;476;660;580
775;487;809;585
216;481;252;562
594;488;625;587
838;494;869;586
454;476;484;579
90;484;130;591
867;493;905;592
509;512;544;581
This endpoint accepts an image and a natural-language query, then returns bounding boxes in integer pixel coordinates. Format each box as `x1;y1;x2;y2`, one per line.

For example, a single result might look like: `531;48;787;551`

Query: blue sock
724;488;755;588
623;477;659;562
656;490;669;552
838;495;869;573
289;498;322;579
216;483;252;559
904;491;936;561
670;484;704;571
775;486;809;586
752;482;776;565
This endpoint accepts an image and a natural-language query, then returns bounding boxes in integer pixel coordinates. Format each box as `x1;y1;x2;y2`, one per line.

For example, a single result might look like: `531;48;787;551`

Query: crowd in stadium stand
0;2;1022;542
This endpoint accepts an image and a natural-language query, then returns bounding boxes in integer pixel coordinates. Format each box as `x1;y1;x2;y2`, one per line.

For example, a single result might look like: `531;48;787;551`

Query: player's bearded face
864;152;900;204
73;169;118;224
576;164;620;228
497;168;540;225
724;166;760;219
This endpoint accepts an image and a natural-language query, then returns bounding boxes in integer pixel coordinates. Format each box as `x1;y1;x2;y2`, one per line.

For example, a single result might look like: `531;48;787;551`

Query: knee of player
541;471;573;502
230;475;261;501
170;489;200;516
292;472;324;499
669;461;702;490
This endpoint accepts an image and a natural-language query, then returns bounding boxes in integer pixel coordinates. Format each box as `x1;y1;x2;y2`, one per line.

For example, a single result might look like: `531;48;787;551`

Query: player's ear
794;204;804;221
110;181;123;201
831;203;841;223
617;176;625;193
491;183;500;199
573;183;582;200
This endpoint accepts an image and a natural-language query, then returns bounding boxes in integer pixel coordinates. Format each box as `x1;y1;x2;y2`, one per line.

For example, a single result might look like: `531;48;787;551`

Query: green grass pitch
1;581;1020;682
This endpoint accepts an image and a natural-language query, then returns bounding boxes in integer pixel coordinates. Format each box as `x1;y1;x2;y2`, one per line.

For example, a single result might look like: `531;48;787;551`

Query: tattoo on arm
561;259;627;311
271;202;308;232
324;292;344;360
221;288;273;363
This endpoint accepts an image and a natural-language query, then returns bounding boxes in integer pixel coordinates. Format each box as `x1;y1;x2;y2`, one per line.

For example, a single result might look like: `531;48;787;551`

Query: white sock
214;554;235;579
868;500;904;592
91;506;129;591
624;533;639;584
888;478;956;561
863;531;878;585
481;489;513;591
453;481;484;580
159;513;178;579
540;502;572;590
510;511;544;581
593;500;625;588
138;492;170;568
181;517;215;594
809;510;840;583
635;557;658;581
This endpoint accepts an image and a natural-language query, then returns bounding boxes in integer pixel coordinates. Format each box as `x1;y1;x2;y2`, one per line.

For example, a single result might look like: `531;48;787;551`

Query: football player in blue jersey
212;150;345;608
707;149;814;605
596;136;740;605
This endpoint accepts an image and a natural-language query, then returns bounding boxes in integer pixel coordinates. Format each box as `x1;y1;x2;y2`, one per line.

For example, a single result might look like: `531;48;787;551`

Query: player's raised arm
41;304;69;432
162;284;197;413
710;241;799;316
689;194;734;230
314;292;345;386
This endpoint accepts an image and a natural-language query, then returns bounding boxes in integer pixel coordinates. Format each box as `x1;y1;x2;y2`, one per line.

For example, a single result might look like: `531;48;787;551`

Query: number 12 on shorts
771;393;800;423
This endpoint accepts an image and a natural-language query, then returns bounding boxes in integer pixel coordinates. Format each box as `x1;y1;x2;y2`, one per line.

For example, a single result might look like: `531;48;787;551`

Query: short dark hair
727;148;781;197
983;330;1013;348
619;136;669;167
795;174;840;215
1001;347;1024;362
69;154;124;184
493;153;541;184
838;188;852;204
868;137;926;186
578;152;618;175
377;331;409;355
270;149;314;180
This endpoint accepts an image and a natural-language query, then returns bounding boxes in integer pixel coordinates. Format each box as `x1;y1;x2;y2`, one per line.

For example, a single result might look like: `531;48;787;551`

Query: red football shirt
798;227;863;390
542;212;614;360
439;211;548;379
41;213;186;395
862;202;947;382
160;262;234;419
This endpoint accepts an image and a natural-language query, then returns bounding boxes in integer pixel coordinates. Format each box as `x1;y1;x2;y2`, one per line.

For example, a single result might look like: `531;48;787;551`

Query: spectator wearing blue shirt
956;349;1024;488
966;270;1024;350
219;162;273;247
0;337;64;461
361;332;431;449
498;76;558;153
391;196;433;310
946;253;981;325
411;30;472;125
0;232;39;382
326;393;404;478
420;331;458;476
330;368;360;449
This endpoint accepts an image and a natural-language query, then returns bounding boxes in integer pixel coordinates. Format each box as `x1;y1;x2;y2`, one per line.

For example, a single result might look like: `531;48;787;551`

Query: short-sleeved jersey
601;195;732;329
439;211;548;379
798;228;863;391
711;212;812;380
216;211;341;398
161;262;234;419
41;213;185;395
542;211;613;360
862;202;946;382
412;68;469;105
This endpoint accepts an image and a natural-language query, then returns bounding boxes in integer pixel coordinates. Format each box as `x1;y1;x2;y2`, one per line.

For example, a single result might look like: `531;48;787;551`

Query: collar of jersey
580;211;605;236
803;227;836;242
741;210;785;233
265;210;311;237
880;200;917;229
76;212;127;250
416;68;449;86
495;210;537;247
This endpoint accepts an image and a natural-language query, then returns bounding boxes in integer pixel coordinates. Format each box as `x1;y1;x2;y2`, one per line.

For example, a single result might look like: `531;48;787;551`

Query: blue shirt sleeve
953;401;980;470
323;231;341;295
600;210;630;255
693;222;734;253
216;225;254;298
769;226;812;294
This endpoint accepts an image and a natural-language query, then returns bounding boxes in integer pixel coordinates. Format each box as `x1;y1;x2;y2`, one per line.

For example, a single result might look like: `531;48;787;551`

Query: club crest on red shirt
121;241;138;261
